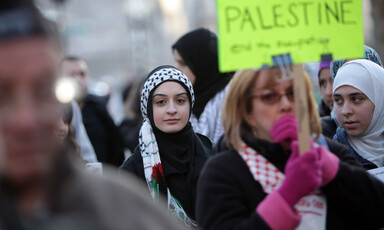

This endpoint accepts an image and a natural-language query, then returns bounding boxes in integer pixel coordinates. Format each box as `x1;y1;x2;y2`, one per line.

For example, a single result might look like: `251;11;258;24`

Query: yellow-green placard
217;0;364;72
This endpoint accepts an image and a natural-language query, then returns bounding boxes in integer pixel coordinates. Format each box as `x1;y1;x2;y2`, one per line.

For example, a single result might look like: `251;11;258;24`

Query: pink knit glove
256;191;301;230
278;141;322;208
317;145;340;186
270;115;298;146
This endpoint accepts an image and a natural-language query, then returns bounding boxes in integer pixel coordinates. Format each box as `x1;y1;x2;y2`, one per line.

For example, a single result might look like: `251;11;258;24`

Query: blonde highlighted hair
222;68;321;150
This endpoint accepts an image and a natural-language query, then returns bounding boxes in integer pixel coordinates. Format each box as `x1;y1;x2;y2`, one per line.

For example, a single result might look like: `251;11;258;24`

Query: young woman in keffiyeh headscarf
120;65;212;228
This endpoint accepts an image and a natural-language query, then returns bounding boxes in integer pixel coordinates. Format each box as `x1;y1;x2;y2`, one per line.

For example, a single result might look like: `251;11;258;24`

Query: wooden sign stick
292;64;311;155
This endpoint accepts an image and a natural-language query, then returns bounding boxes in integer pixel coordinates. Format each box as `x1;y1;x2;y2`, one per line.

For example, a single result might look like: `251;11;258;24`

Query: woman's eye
156;100;166;105
176;98;186;104
261;93;278;102
352;96;363;103
333;98;343;105
320;80;326;87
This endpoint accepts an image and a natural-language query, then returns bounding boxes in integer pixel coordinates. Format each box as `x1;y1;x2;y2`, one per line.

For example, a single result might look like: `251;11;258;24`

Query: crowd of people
1;0;384;229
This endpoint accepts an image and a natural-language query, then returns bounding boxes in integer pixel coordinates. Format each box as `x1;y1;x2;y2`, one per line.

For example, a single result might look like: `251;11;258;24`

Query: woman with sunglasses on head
120;65;212;228
196;67;384;230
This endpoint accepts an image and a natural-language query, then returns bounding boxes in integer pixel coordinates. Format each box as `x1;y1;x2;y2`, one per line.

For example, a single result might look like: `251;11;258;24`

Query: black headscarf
172;28;233;118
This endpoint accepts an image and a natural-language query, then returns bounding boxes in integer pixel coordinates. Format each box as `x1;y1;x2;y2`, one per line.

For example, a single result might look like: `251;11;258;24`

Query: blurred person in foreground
0;1;187;230
196;67;384;230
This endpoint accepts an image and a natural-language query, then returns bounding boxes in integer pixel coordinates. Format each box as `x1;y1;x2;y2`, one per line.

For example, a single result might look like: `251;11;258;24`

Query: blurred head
318;60;333;110
172;28;232;118
55;103;73;144
141;65;194;134
61;56;89;95
123;76;145;120
172;49;196;84
56;118;69;144
333;59;384;137
0;0;62;184
172;28;218;87
223;67;321;150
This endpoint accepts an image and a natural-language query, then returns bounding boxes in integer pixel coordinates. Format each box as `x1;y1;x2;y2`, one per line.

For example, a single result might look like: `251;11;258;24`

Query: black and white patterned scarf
139;65;197;227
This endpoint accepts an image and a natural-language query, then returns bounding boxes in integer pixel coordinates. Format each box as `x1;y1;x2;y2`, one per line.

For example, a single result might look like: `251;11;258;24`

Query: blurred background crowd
34;0;384;123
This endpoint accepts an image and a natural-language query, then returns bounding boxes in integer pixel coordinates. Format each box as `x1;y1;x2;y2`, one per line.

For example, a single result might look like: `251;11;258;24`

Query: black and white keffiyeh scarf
139;65;198;227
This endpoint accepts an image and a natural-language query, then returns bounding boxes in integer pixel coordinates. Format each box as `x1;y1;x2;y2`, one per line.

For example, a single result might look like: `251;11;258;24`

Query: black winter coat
318;99;332;117
321;116;338;139
82;94;125;167
120;133;212;220
196;136;384;230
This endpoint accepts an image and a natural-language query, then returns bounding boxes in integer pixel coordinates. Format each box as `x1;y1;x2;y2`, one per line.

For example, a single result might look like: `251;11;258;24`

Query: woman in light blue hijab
332;59;384;169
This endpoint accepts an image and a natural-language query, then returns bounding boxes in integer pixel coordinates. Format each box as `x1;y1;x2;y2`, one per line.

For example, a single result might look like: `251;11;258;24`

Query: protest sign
217;0;364;71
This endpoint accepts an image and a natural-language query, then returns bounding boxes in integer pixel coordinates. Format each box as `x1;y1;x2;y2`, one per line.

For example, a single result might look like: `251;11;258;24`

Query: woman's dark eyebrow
349;92;365;97
333;92;365;98
176;92;188;97
153;92;187;98
153;93;167;98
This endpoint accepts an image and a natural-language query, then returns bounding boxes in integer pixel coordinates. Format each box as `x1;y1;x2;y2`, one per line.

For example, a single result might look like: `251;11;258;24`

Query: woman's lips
165;119;179;124
344;121;358;129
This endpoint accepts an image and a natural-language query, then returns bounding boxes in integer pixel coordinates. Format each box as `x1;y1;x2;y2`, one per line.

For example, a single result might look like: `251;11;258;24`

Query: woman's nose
279;94;293;113
167;101;177;114
341;102;353;116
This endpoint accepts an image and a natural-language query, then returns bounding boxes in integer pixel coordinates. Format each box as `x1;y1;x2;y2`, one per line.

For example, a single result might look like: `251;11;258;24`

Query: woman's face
319;68;334;110
152;81;190;133
173;49;196;85
333;85;375;136
246;68;296;142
